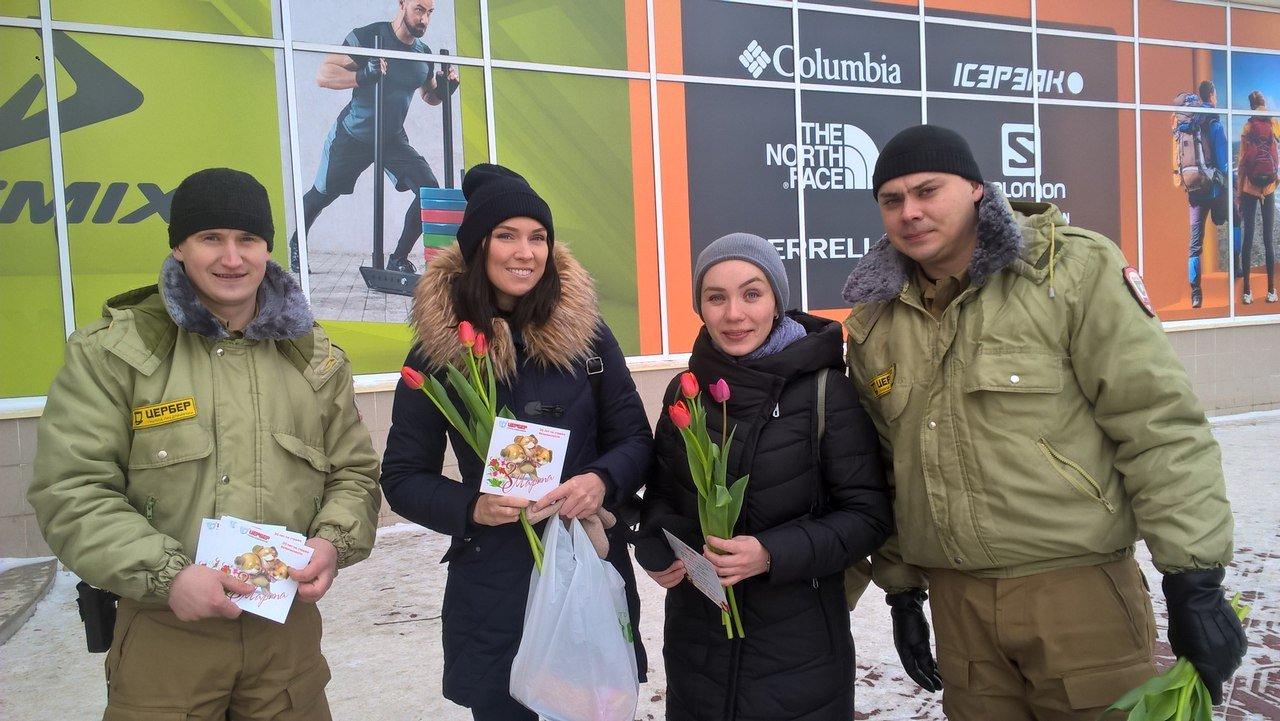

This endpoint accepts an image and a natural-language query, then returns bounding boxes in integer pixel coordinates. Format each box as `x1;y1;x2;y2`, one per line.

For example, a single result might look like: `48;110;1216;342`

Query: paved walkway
307;250;414;324
1;415;1276;720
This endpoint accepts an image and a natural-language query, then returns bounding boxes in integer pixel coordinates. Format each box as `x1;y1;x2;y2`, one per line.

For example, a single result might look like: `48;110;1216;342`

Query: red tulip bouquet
667;371;749;638
401;321;544;569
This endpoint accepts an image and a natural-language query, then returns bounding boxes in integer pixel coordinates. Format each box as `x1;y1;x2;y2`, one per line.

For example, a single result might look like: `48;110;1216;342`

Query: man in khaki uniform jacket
841;125;1246;720
28;168;381;721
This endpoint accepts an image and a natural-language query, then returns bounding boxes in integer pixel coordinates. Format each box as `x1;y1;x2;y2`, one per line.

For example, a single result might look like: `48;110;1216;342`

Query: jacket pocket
126;424;214;525
272;432;333;474
127;423;213;470
962;353;1063;394
1036;438;1116;513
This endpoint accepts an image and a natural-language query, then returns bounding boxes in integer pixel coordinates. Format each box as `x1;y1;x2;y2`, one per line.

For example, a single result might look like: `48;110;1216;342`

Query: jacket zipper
314;496;322;514
1036;438;1116;513
144;496;156;522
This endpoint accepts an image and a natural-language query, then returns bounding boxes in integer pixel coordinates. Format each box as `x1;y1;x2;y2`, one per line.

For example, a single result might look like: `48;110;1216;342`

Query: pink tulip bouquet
666;371;749;638
401;321;544;569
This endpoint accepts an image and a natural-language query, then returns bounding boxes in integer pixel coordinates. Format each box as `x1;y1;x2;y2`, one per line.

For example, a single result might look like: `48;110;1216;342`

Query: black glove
432;69;460;102
355;56;384;87
887;589;943;692
1162;568;1247;705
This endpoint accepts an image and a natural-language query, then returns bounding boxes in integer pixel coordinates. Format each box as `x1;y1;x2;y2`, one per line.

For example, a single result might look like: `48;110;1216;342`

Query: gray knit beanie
692;232;789;314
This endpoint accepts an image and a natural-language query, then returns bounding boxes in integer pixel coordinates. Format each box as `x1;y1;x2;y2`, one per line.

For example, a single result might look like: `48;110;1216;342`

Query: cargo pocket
936;648;970;691
103;604;142;686
103;704;189;721
1099;561;1156;653
280;659;333;720
1062;660;1156;710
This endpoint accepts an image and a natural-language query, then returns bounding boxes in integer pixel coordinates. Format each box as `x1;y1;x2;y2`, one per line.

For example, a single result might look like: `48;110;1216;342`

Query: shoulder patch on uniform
867;364;896;399
1122;266;1156;318
133;397;197;429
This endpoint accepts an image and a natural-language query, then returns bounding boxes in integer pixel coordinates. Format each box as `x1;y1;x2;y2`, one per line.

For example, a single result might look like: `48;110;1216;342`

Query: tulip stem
519;510;543;571
726;586;745;638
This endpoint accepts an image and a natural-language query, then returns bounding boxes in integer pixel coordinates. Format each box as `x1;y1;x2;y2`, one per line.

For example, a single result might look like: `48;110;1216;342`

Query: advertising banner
3;0;1279;399
0;27;67;398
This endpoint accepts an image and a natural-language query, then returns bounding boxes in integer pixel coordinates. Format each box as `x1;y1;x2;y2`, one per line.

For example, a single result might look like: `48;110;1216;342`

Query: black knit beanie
456;163;554;262
871;125;983;198
167;168;274;250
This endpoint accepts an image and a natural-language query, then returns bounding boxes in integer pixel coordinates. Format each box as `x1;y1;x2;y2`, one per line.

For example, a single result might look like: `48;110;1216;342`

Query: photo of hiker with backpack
1173;81;1230;309
1236;90;1279;305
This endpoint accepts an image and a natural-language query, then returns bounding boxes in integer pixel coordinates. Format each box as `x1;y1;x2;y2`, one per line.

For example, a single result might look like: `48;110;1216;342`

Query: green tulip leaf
714;483;733;509
680;428;710;498
423;375;477;453
485;357;498;418
444;364;491;428
727;475;749;528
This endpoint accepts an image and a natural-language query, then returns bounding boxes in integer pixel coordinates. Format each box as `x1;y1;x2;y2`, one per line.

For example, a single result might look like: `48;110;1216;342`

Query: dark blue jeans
1188;200;1212;288
1240;192;1276;293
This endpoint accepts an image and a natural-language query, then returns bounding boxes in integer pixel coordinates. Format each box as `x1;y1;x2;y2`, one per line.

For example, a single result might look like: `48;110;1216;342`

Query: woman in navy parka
381;164;652;721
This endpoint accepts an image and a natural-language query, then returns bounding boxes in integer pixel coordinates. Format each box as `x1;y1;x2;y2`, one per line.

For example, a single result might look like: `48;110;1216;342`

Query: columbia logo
739;40;770;79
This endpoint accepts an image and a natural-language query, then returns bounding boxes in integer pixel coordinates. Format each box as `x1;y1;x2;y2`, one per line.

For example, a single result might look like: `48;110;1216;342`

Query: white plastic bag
510;517;639;721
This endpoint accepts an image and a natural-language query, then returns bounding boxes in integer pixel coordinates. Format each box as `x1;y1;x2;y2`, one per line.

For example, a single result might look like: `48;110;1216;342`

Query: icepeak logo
739;40;770;79
765;122;879;191
953;63;1083;95
736;42;902;86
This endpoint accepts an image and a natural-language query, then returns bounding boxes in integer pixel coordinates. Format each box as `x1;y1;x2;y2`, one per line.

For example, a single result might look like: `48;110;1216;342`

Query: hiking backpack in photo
1240;117;1278;188
1172;92;1214;193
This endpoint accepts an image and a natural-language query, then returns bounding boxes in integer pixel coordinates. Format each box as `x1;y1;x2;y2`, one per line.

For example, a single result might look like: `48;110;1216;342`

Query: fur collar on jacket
159;256;315;340
840;182;1023;304
410;243;600;383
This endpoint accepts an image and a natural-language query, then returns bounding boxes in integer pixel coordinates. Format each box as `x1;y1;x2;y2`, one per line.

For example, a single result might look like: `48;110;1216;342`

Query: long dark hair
450;235;562;335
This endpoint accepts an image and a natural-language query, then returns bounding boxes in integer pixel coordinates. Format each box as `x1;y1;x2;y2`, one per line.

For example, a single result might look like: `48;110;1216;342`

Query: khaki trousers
928;557;1157;721
102;599;332;721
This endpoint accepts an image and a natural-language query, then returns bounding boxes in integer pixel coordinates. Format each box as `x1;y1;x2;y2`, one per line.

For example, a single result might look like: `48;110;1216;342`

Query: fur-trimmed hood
159;255;314;340
409;243;600;383
841;182;1024;304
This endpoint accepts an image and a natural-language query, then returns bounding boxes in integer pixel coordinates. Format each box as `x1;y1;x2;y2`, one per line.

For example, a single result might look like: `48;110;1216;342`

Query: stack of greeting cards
194;516;314;623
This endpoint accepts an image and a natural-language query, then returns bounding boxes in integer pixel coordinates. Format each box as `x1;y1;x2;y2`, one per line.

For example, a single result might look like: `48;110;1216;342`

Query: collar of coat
410;243;600;383
159;256;315;341
840;182;1028;305
842;186;1073;342
686;311;844;411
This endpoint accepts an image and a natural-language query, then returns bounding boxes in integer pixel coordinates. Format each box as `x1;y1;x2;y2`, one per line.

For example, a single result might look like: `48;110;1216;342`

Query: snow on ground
1;416;1276;720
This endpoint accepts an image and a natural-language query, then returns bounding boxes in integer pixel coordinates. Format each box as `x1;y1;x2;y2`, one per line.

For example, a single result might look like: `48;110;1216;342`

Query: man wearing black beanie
842;125;1243;719
30;167;381;720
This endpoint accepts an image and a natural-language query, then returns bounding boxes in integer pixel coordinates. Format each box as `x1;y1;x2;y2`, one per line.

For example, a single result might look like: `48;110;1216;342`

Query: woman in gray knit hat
635;232;892;720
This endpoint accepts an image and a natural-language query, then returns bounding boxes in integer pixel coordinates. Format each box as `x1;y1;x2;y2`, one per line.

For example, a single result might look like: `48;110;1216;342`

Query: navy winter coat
381;245;652;708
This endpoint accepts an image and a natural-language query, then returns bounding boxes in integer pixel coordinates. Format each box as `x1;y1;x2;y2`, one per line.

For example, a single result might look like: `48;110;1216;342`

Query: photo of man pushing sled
289;0;459;278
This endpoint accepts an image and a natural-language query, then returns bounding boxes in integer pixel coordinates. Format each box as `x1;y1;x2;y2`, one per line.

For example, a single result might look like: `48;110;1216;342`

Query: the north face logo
739;40;770;79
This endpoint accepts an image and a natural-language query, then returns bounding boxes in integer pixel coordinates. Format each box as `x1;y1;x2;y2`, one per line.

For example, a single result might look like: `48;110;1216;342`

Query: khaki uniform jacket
841;186;1233;593
29;258;381;604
